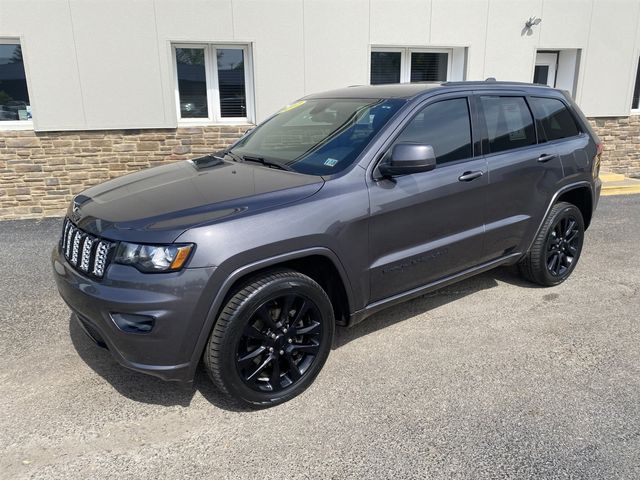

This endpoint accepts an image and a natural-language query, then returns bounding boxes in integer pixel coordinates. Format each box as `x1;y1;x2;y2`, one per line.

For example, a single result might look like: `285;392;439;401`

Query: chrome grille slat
60;218;113;278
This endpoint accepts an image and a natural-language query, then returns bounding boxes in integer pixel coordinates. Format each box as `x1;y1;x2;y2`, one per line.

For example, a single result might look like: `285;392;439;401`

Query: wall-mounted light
522;16;542;36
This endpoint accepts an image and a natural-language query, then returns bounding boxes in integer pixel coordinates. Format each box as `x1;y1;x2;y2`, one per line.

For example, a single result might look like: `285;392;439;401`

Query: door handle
458;170;483;182
537;153;557;163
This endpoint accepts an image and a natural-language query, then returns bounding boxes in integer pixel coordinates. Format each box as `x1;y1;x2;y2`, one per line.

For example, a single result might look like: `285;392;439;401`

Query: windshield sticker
324;158;338;167
279;100;306;113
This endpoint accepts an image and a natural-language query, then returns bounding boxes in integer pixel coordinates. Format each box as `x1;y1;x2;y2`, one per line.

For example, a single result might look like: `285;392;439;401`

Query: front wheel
519;202;585;286
204;270;334;407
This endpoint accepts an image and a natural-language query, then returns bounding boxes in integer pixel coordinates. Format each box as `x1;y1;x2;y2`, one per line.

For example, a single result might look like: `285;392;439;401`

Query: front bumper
52;245;216;382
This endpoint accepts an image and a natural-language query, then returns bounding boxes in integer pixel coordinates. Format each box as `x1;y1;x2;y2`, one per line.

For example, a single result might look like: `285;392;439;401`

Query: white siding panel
578;0;640;116
303;0;370;94
233;0;305;121
483;0;543;81
69;0;165;129
0;0;85;130
430;0;489;80
370;0;431;46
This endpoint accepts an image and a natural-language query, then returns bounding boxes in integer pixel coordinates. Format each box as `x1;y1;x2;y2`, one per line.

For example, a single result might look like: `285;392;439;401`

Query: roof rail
485;77;497;82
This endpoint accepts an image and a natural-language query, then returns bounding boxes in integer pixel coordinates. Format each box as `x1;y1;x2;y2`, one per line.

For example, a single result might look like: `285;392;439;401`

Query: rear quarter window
529;97;580;142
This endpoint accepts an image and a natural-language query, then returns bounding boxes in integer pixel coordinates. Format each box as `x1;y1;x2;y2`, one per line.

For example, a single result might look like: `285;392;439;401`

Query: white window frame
0;37;34;131
172;43;254;125
370;47;453;84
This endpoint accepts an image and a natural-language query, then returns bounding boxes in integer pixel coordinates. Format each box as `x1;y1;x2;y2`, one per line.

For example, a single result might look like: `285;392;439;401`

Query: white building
1;0;639;219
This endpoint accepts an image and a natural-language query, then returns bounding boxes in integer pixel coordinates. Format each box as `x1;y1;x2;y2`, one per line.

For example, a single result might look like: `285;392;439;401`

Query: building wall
0;126;249;219
1;0;640;220
2;0;640;132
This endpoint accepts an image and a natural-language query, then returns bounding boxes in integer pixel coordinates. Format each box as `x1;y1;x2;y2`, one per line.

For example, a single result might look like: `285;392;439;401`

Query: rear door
367;94;489;302
478;93;565;260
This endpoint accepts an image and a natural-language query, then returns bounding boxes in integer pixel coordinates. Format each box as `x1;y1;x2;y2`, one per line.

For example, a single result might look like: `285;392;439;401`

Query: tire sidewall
214;274;334;406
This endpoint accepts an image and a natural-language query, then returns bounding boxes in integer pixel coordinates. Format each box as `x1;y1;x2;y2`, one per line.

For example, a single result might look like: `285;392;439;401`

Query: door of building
534;52;558;87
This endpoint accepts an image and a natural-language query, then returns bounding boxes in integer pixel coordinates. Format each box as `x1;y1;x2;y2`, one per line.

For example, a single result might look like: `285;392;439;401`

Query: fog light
111;313;155;333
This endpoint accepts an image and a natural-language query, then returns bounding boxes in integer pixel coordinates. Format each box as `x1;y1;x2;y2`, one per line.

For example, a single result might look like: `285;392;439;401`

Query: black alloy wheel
204;270;334;407
236;294;322;393
545;215;581;277
518;201;585;286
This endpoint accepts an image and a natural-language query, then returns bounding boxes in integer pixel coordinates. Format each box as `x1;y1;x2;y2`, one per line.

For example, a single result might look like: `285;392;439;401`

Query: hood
69;157;324;243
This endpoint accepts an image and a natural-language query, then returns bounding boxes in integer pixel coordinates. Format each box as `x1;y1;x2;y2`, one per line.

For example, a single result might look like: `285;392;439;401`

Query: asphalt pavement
1;195;639;479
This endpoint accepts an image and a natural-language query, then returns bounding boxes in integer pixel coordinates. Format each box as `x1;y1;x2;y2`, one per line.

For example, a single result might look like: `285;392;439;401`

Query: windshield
229;98;405;175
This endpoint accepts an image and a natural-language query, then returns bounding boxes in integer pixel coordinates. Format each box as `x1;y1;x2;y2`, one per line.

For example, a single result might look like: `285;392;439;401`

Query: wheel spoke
279;295;295;325
564;219;576;237
295;321;321;336
291;341;320;355
243;325;268;342
548;253;559;273
290;299;309;326
284;353;302;381
255;304;277;329
237;346;266;367
245;353;273;381
268;358;281;389
566;229;579;243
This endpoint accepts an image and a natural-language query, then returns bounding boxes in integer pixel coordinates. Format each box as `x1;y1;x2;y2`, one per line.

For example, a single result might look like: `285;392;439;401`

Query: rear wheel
519;202;584;286
204;270;334;407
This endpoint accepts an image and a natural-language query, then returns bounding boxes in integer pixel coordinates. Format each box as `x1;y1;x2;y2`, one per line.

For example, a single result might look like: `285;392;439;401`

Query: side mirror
377;144;436;178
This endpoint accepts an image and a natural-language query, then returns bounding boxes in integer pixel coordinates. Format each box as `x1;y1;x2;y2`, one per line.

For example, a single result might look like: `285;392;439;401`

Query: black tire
204;269;334;407
519;201;585;286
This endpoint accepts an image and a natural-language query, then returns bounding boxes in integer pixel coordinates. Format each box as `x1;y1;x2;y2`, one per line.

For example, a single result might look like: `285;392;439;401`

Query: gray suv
52;81;602;407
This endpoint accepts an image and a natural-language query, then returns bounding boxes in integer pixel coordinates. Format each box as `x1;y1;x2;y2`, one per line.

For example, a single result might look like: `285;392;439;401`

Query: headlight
113;242;194;272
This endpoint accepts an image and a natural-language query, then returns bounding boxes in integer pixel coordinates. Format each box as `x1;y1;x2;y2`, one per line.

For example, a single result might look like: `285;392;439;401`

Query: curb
600;171;640;196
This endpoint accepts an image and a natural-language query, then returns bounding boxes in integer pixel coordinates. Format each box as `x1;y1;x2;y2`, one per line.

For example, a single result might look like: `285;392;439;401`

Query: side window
529;97;580;142
393;98;472;164
480;96;536;154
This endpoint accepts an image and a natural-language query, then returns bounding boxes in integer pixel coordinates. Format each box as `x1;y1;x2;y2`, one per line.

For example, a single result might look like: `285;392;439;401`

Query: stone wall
589;116;640;178
0;125;250;220
1;116;639;220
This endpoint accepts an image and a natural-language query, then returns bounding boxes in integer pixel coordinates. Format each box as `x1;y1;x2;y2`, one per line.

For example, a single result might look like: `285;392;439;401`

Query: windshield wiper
223;150;243;163
241;155;294;172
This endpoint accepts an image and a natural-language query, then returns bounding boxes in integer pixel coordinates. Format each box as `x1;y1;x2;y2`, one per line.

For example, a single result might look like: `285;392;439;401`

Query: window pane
370;52;401;85
0;44;31;121
395;98;472;164
480;96;536;154
529;97;579;141
176;48;208;118
410;52;448;82
533;65;549;85
633;58;640;109
217;48;247;118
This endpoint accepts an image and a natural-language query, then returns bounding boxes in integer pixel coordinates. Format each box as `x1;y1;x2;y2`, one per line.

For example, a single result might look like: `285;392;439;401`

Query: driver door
367;95;489;302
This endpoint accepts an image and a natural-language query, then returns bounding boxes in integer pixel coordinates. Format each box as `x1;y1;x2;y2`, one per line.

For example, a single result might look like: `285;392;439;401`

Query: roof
303;80;553;100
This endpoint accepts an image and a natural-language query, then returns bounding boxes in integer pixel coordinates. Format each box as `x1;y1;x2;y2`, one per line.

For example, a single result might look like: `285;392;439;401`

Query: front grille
61;218;114;278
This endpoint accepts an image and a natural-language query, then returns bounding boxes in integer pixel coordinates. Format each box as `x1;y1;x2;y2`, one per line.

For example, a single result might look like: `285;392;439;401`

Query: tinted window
394;98;472;164
175;48;208;118
480;96;536;154
217;48;247;118
370;52;401;85
410;52;448;82
0;43;31;121
529;97;580;141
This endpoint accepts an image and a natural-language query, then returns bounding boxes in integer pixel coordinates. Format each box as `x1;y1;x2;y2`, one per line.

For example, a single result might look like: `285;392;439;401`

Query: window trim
0;37;34;131
369;46;453;84
172;42;254;126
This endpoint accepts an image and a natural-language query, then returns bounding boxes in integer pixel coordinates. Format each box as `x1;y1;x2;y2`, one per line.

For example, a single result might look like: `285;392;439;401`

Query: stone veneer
589;116;640;178
0;125;250;220
0;117;639;220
